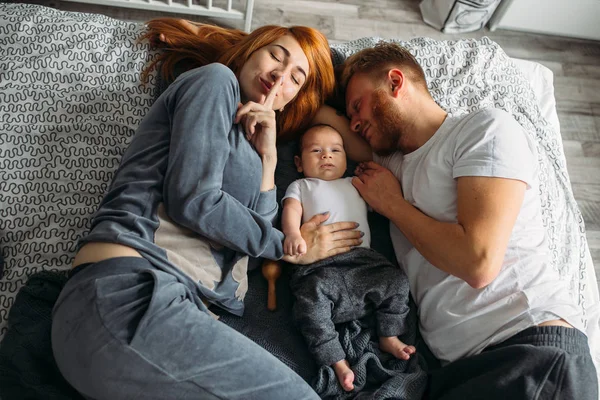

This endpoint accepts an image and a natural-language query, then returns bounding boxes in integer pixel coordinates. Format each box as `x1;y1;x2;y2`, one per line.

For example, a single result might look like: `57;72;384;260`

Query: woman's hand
283;213;363;265
235;77;282;159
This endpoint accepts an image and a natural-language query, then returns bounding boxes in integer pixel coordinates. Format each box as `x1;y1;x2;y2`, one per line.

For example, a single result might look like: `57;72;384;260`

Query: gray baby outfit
290;247;410;367
284;177;411;367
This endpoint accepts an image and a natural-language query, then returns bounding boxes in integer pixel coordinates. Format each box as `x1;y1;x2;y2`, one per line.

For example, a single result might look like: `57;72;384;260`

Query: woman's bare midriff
538;319;573;328
72;242;143;268
73;242;213;309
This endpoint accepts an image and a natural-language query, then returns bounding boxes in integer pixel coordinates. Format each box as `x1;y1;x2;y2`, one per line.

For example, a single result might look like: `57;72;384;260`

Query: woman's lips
260;78;272;94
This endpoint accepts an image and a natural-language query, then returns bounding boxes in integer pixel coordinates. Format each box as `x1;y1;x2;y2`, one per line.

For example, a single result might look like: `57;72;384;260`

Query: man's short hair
339;41;428;94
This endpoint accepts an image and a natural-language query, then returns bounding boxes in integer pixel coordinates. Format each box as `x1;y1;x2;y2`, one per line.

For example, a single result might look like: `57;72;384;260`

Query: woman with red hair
144;18;336;140
51;19;361;399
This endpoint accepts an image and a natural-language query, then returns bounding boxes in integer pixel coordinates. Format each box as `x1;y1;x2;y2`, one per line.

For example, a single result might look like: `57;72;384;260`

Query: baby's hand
284;233;307;256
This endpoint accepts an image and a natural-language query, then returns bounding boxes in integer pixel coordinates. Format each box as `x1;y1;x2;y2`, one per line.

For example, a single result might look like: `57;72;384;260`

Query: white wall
489;0;600;41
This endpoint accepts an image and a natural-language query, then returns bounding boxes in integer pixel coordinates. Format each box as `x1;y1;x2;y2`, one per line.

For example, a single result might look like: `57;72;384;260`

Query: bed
0;3;598;398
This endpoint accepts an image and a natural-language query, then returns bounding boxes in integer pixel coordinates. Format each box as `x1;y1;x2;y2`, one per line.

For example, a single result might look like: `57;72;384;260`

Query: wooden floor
24;0;600;290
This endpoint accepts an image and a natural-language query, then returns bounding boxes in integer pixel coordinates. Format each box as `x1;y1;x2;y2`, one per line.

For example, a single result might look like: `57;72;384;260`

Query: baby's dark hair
296;124;340;156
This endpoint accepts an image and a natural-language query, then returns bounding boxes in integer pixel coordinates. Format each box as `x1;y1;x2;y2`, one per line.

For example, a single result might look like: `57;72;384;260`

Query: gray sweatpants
426;325;598;400
51;257;319;400
289;247;411;366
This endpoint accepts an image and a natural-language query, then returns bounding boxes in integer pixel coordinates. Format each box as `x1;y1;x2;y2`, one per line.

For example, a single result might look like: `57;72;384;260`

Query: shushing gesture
235;77;283;158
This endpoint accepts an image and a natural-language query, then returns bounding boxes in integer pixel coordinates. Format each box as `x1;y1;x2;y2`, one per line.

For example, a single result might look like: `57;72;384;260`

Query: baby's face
295;126;347;181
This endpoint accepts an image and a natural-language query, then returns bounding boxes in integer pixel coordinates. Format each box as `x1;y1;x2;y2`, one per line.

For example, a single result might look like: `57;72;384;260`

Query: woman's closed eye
270;52;281;62
270;52;300;85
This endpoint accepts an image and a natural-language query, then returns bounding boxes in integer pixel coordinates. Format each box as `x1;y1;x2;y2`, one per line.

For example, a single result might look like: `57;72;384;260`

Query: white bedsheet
513;57;600;380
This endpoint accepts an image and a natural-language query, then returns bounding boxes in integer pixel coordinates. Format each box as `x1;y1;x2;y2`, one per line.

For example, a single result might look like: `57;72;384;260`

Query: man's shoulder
454;108;522;140
465;108;525;132
463;107;514;125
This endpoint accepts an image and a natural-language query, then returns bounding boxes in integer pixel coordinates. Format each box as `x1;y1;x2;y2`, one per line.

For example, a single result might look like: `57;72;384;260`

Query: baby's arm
282;198;307;255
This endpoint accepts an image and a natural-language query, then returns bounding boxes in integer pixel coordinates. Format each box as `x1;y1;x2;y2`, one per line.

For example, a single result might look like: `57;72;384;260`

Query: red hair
142;19;335;140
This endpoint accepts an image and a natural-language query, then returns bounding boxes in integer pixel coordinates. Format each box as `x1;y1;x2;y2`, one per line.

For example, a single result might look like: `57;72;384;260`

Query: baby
282;124;415;392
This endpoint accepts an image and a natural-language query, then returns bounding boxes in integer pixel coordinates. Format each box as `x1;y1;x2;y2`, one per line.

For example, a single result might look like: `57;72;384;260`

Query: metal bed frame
61;0;254;31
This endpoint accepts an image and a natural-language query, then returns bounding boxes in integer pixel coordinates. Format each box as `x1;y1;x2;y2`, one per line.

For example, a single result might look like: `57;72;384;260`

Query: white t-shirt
283;177;370;248
375;108;584;364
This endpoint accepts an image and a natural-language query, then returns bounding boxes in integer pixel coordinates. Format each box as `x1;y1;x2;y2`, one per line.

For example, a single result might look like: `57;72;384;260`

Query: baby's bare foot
379;336;416;360
332;359;355;391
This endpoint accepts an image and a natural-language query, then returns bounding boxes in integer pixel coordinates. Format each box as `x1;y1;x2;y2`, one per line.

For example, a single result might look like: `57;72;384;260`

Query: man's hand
283;213;362;265
352;161;404;218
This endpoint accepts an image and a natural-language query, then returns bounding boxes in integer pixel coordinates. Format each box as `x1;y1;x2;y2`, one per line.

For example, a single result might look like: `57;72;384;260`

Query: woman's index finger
263;77;283;109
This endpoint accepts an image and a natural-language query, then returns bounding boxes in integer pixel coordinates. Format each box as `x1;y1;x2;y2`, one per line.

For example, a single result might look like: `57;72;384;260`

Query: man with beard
313;41;598;399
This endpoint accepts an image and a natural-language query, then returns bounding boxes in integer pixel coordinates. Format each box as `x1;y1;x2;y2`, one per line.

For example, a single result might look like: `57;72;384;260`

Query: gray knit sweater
81;63;284;316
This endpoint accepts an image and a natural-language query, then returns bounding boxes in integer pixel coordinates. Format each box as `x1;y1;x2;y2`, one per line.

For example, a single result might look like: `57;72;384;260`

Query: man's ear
388;68;404;97
294;155;303;172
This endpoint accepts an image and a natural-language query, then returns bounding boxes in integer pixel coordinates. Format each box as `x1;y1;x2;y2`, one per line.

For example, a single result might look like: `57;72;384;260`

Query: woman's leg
52;258;318;400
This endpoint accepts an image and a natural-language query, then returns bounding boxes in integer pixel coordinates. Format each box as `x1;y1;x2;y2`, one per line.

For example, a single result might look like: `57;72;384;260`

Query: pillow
0;4;158;336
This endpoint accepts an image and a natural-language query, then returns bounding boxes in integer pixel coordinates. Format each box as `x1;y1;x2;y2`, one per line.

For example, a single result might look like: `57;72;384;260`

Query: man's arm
353;162;526;289
312;105;373;162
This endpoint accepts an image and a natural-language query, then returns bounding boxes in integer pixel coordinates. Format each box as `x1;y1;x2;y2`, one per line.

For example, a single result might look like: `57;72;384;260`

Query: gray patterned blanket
0;4;159;337
311;318;427;399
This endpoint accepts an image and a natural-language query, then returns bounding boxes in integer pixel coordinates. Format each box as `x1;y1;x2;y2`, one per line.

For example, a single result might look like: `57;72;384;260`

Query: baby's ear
294;155;303;173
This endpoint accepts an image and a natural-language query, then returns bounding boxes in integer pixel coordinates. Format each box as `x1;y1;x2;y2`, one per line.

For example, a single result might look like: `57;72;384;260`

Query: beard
370;89;406;156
